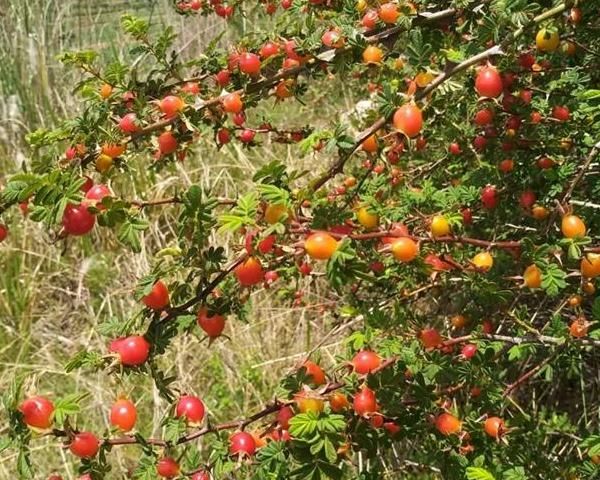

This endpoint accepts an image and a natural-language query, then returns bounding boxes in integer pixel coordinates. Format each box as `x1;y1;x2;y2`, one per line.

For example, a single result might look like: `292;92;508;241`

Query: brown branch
290;227;522;250
159;254;248;325
502;347;563;397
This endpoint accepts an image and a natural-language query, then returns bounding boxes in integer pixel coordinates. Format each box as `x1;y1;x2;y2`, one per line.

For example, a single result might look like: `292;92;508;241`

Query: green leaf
541;264;567;297
53;393;89;425
466;467;496;480
117;217;150;253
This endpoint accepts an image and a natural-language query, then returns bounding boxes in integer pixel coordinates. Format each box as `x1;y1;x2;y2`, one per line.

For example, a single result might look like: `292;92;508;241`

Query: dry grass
0;1;359;477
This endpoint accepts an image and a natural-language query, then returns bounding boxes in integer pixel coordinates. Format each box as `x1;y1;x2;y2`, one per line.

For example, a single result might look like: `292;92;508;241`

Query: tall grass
0;0;358;477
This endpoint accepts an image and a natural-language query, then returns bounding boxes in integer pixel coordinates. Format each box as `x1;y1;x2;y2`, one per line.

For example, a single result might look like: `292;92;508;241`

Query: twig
546;141;600;230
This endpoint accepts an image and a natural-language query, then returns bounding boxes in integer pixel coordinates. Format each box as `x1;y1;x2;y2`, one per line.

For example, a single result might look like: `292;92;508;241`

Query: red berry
298;262;312;276
191;472;210;480
181;81;200;95
462;208;473;225
435;413;461;436
475;66;503;98
217;128;231;145
321;30;344;49
482;319;494;334
158;131;178;154
474;108;494;126
229;431;256;456
472;135;488;151
142;280;170;310
420;328;442;348
499;159;514;173
109;335;151;366
157;457;180;478
520;89;533;104
239;129;256;143
234;257;264;286
62;203;96;236
215;69;231;87
119;113;139;134
65;147;77;160
519;190;536;209
110;399;137;431
176;395;205;424
238;53;261;75
351;350;382;375
537;156;555;169
69;432;100;459
159;95;185;118
481;185;499;209
449;142;461;155
383;421;400;435
506;115;522;131
0;224;8;243
233;112;246;126
222;92;243;114
353;386;377;416
281;0;292;8
258;234;276;254
518;52;536;69
461;343;477;359
277;406;294;429
361;10;378;29
79;176;93;194
552;105;570;122
19;396;54;429
260;41;280;58
264;270;279;285
84;184;111;210
484;416;505;438
197;307;226;338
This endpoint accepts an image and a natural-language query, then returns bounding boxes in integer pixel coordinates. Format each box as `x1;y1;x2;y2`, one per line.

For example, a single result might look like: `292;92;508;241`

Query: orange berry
450;315;468;328
329;392;350;412
222;92;244;113
561;214;586;238
305;232;338;260
391;237;419;262
294;392;324;414
430;215;451;237
569;317;589;338
101;143;126;158
581;254;600;278
356;207;379;229
264;203;288;224
100;83;113;99
302;360;326;386
523;264;542;288
378;2;399;23
362;134;379;153
484;416;505;438
435;413;461;436
362;45;383;64
531;205;549;220
472;252;493;271
393;103;423;138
